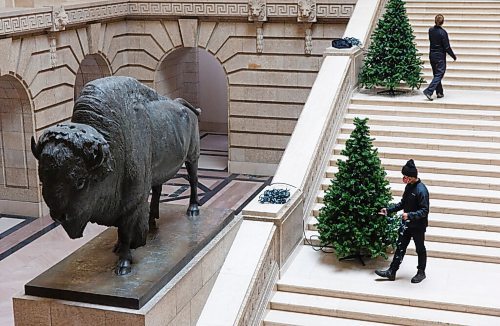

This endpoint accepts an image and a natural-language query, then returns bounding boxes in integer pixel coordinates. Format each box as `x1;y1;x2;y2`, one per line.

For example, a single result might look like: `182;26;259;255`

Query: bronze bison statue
31;76;200;275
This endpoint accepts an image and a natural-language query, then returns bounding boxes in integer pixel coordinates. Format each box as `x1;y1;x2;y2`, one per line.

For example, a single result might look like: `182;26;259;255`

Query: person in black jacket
423;14;456;101
375;159;430;283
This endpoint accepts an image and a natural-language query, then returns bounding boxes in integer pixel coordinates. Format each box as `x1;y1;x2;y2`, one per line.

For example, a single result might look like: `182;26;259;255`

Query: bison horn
88;143;106;172
31;136;40;160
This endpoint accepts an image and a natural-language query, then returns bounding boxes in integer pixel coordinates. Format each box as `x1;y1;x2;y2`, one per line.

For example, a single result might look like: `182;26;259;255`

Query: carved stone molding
0;1;356;37
297;0;316;23
248;0;267;22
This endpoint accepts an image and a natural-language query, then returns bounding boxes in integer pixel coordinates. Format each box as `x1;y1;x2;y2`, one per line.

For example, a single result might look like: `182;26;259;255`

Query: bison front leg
185;160;199;216
115;227;133;275
149;185;162;230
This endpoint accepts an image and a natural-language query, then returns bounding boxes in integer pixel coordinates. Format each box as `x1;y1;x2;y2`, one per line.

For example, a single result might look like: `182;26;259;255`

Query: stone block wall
100;19;345;175
0;4;348;216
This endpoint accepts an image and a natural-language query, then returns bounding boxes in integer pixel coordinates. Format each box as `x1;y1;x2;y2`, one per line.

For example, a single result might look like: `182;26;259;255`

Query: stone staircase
407;0;500;91
262;1;500;324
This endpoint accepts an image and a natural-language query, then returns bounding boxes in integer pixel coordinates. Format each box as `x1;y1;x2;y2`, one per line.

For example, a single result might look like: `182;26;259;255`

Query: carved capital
248;0;267;22
51;6;69;32
297;0;317;23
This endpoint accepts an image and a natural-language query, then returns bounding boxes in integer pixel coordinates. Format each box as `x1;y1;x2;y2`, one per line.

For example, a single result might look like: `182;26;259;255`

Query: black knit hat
402;159;418;178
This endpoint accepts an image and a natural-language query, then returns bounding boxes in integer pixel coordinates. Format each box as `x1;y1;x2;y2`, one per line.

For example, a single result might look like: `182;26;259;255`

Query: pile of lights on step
258;188;290;204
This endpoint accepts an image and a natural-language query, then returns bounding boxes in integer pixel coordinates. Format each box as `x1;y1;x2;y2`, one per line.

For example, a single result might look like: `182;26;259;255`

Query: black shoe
411;269;426;283
437;93;444;98
375;268;396;281
424;92;433;101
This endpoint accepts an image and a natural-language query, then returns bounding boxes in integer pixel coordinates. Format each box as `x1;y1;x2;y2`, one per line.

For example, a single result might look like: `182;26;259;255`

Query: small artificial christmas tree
359;0;424;93
317;117;398;264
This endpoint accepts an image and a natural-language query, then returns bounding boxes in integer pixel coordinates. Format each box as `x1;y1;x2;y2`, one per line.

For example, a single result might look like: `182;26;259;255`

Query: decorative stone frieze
0;1;355;37
297;0;316;23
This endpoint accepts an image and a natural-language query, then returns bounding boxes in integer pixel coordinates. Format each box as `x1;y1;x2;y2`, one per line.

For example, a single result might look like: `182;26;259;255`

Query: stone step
337;134;500;155
413;23;500;31
407;5;500;13
341;123;500;143
279;247;500;317
309;209;500;233
330;155;500;178
421;61;500;71
415;31;500;42
410;18;500;27
416;45;500;56
304;229;500;264
319;175;500;204
325;167;500;191
408;12;500;19
351;93;500;110
264;310;395;326
421;67;500;79
344;113;500;132
334;143;500;166
426;226;500;248
349;103;500;120
314;195;500;218
270;291;500;326
317;180;500;204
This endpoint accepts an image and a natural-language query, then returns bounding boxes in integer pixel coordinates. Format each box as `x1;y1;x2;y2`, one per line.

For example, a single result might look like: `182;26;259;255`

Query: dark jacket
388;179;430;231
429;25;456;60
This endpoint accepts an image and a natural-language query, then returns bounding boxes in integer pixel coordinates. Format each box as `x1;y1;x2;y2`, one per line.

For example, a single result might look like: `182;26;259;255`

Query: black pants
425;53;446;96
389;227;427;272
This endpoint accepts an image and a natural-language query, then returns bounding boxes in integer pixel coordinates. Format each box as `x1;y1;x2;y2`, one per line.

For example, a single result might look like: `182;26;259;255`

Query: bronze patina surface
25;204;234;309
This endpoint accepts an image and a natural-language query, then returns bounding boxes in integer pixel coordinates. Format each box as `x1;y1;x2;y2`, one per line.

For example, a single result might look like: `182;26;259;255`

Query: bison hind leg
149;185;162;230
185;160;199;216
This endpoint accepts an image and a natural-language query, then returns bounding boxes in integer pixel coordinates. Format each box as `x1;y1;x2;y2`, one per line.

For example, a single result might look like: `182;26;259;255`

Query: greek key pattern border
66;3;129;23
128;2;248;16
0;1;355;36
0;12;52;35
317;4;355;18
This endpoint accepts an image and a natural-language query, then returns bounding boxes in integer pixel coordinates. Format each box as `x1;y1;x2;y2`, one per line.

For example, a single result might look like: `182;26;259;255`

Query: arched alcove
74;54;112;100
155;47;228;134
0;74;38;216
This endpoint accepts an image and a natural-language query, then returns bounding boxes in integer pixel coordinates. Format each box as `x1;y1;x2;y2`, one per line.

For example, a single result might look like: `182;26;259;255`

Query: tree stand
339;253;368;266
377;89;406;96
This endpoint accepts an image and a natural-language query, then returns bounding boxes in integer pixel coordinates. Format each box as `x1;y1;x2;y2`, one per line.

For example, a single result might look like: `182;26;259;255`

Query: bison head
31;123;113;238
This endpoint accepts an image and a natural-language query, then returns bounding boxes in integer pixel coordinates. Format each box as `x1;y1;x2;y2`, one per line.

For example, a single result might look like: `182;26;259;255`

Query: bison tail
174;98;201;116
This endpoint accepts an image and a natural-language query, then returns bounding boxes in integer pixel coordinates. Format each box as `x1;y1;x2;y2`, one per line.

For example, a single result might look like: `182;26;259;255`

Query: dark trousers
389;228;427;272
425;53;446;96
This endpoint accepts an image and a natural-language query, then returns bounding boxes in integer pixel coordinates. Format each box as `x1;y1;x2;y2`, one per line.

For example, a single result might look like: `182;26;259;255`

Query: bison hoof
115;259;132;275
187;204;199;216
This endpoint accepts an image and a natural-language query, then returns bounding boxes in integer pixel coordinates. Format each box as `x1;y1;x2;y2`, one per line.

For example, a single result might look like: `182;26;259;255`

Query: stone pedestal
13;204;241;326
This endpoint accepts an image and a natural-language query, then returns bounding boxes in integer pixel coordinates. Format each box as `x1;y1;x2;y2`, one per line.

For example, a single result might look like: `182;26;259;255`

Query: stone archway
74;54;112;100
155;47;229;170
0;75;38;216
155;47;228;134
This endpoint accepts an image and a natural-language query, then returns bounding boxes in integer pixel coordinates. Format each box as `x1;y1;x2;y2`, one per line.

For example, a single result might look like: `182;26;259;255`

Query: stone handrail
0;0;357;37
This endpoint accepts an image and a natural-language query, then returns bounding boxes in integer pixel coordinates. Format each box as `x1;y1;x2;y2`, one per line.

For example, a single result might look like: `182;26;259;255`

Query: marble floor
0;133;270;326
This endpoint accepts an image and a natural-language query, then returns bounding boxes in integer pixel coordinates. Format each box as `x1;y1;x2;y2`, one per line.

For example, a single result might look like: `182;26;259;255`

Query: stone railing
0;0;357;37
238;0;387;321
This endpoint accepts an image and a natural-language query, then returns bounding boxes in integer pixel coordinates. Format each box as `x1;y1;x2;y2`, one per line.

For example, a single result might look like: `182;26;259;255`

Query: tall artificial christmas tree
359;0;424;93
317;118;398;264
